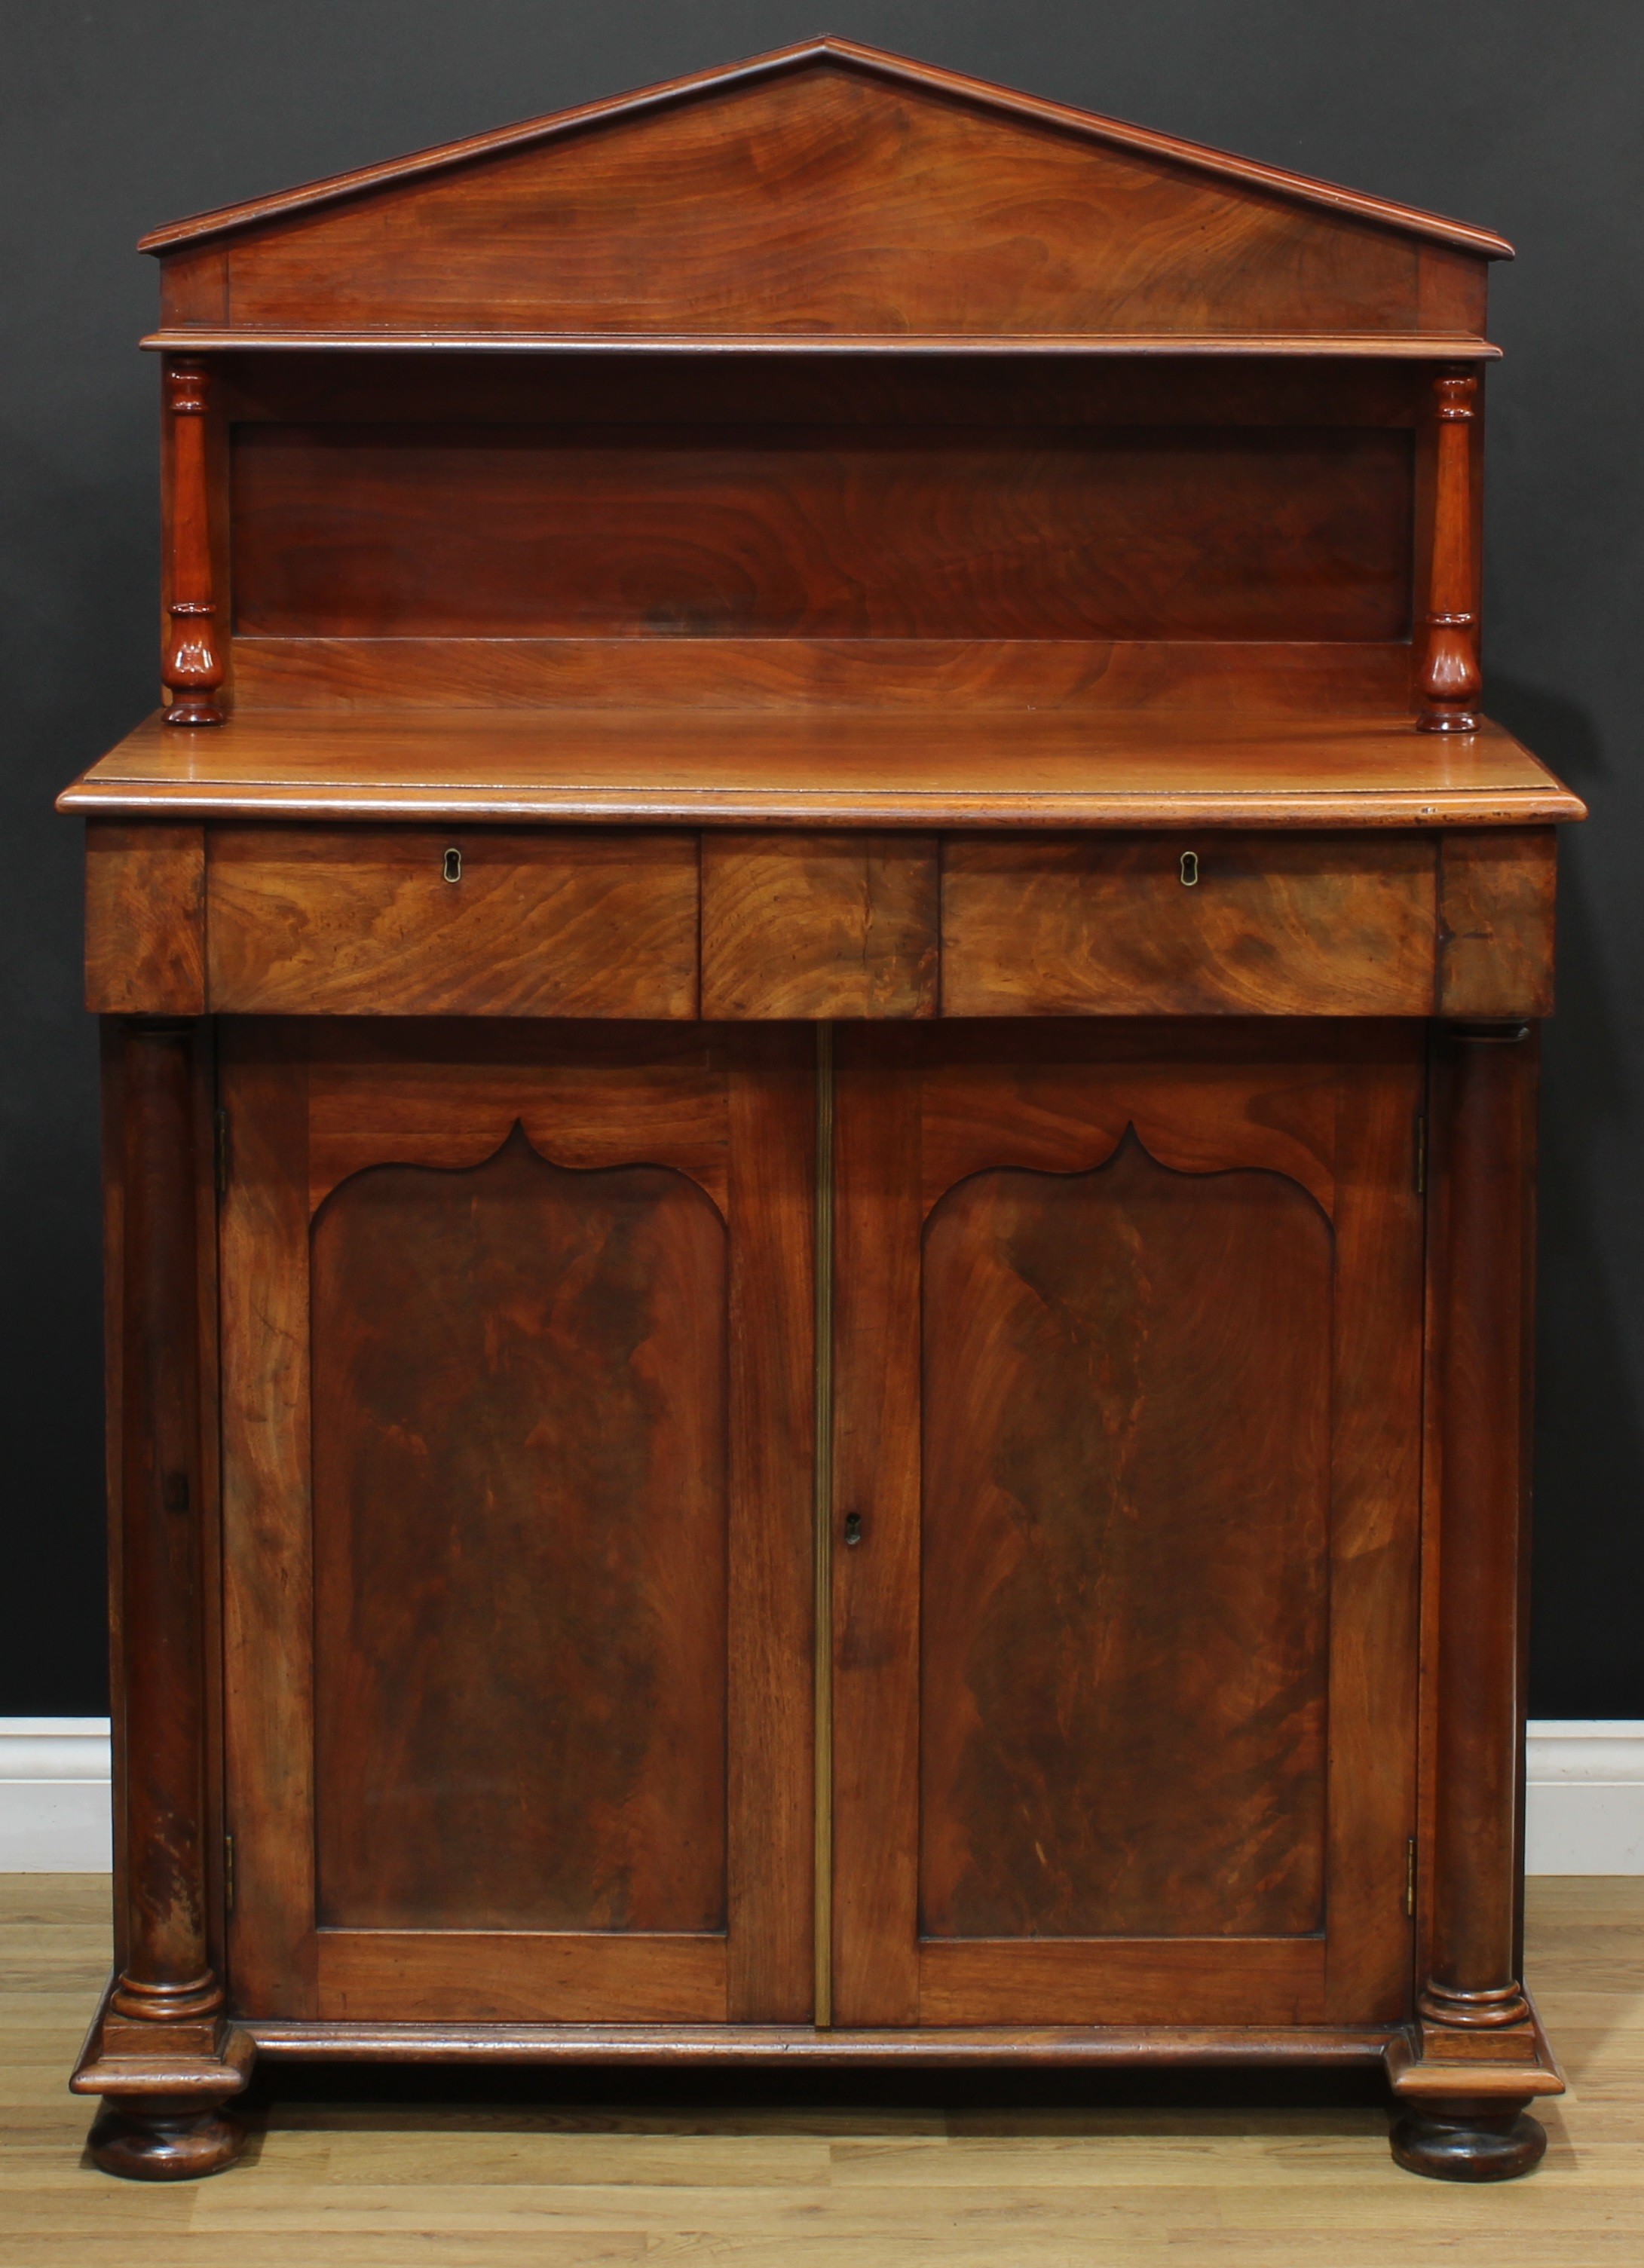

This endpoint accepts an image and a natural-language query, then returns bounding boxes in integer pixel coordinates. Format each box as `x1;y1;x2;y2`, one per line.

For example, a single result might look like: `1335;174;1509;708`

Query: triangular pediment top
139;36;1512;261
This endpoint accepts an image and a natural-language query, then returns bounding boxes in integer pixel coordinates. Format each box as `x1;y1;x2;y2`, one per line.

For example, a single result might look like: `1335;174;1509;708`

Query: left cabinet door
218;1018;816;2027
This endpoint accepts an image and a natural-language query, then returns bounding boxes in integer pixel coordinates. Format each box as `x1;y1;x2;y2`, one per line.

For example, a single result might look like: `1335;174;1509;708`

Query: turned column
111;1020;218;2027
1393;1021;1545;2181
161;360;225;727
79;1020;246;2179
1423;1022;1533;2031
1416;366;1483;733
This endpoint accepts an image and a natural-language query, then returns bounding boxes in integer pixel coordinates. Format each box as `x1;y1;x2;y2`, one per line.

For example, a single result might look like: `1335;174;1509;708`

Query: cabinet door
831;1021;1424;2029
219;1020;813;2025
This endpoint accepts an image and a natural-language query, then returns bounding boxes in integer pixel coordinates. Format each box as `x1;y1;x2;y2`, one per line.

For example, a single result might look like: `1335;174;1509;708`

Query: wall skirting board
0;1720;115;1871
2;1717;1642;1872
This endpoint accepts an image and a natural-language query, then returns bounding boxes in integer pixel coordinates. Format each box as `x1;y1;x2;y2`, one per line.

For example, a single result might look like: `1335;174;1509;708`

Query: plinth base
87;2100;246;2181
1390;2102;1547;2181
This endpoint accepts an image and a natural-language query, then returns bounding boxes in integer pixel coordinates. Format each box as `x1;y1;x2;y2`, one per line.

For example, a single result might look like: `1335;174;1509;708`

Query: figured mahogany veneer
205;827;698;1018
65;35;1578;2188
941;834;1437;1016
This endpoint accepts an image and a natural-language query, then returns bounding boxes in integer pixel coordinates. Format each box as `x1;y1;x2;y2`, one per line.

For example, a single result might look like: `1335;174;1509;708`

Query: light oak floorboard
2;1875;1640;2265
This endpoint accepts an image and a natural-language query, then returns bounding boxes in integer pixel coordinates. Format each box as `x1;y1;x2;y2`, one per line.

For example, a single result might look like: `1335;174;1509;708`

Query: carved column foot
72;1995;256;2181
1390;2097;1546;2181
87;2098;246;2181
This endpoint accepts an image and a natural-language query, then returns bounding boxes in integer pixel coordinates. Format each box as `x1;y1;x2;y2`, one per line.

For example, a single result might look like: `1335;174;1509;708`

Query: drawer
207;828;699;1016
941;834;1438;1017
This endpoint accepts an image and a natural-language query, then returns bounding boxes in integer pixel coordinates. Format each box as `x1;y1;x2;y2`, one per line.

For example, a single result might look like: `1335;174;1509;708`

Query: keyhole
1179;850;1199;887
442;847;462;883
843;1512;863;1547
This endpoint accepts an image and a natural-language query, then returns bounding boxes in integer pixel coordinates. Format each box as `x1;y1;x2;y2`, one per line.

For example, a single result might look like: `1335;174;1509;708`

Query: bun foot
87;2099;246;2181
1390;2098;1547;2181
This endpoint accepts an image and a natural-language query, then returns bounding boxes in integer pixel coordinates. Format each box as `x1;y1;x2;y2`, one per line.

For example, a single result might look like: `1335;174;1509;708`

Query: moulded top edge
134;38;1516;262
138;329;1505;359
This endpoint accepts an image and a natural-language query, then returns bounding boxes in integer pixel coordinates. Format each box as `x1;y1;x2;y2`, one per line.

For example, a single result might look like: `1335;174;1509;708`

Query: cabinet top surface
60;709;1582;830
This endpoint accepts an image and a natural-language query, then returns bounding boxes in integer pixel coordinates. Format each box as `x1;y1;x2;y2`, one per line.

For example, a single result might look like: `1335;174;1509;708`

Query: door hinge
214;1106;231;1198
224;1831;236;1916
1413;1113;1428;1198
1405;1835;1417;1919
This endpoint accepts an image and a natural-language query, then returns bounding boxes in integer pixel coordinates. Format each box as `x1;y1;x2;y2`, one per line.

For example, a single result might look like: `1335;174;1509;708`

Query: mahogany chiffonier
60;37;1584;2184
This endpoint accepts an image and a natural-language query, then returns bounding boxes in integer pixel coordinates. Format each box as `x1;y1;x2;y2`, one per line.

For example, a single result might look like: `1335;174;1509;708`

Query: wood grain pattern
137;38;1512;262
218;1024;316;2017
918;1938;1326;2027
194;63;1447;341
1422;1025;1537;2030
1321;1054;1425;2023
914;1027;1348;1221
219;1024;812;2031
107;1020;219;2025
229;634;1416;715
941;834;1438;1015
316;1931;728;2025
920;1134;1331;1942
206;827;698;1016
304;1033;732;1218
60;710;1585;829
830;1032;923;2027
702;834;938;1019
1437;828;1557;1016
84;824;204;1015
833;1024;1422;2034
230;423;1413;643
726;1029;816;2021
310;1129;729;1936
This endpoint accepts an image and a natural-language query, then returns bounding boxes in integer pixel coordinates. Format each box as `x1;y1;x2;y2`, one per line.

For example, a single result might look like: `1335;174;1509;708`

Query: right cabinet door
830;1021;1425;2031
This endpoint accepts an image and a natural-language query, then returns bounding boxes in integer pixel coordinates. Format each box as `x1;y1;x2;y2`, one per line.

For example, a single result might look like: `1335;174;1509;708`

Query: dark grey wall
4;1;1639;1714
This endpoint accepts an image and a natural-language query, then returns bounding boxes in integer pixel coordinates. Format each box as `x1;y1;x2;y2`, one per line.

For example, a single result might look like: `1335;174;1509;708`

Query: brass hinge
1413;1113;1428;1198
224;1831;236;1916
1405;1835;1417;1919
214;1106;231;1198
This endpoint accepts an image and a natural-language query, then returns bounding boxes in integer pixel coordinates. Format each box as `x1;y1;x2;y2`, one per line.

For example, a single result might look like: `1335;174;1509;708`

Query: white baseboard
0;1719;113;1871
1525;1719;1644;1873
2;1717;1641;1874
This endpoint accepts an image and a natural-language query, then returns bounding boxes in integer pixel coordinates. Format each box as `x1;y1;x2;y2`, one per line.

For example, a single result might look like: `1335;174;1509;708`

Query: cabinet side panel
920;1137;1331;1939
310;1134;729;1934
1437;830;1557;1018
85;824;206;1015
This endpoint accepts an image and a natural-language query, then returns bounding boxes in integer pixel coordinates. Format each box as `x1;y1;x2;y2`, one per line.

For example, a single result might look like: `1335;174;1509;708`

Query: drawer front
702;833;938;1019
207;828;699;1016
941;834;1438;1017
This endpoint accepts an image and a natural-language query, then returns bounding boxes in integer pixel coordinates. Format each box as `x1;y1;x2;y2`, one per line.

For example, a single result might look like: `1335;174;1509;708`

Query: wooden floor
2;1877;1639;2264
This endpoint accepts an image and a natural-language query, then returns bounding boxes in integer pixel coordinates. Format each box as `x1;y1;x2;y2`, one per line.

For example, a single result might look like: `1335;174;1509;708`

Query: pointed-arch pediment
145;40;1505;347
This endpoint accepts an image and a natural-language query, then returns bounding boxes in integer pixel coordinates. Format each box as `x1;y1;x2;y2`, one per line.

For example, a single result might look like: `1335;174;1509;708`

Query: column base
1383;1994;1562;2183
1390;2098;1546;2181
87;2100;246;2181
72;1984;256;2182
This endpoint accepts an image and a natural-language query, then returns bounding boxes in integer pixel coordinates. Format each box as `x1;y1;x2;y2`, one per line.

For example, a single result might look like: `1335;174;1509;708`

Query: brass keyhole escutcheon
442;846;462;883
843;1512;863;1547
1179;850;1199;887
